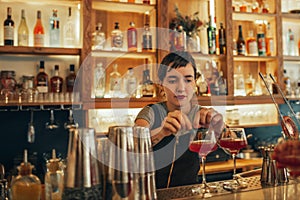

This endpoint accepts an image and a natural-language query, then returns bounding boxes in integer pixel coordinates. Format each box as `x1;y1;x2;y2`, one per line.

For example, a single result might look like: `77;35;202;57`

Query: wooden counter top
200;158;263;175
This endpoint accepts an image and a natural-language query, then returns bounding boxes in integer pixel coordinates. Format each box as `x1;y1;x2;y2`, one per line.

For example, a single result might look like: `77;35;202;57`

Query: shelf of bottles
281;0;300;99
0;1;81;49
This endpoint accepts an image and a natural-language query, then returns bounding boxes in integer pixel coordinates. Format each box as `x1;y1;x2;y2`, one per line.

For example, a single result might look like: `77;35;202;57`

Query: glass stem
232;153;236;177
201;156;207;185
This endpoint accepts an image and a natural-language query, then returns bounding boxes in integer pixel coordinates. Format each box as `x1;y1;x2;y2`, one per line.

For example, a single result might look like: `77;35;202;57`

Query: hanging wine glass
27;110;35;143
45;110;59;130
64;109;78;130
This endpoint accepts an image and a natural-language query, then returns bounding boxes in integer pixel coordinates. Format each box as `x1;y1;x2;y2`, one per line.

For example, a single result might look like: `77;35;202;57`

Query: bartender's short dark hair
158;51;197;82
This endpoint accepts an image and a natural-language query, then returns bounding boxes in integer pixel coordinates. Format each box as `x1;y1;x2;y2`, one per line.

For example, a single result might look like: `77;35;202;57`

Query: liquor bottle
33;10;45;47
143;0;150;4
4;7;14;46
234;65;246;96
244;73;255;96
109;64;122;97
142;68;155;97
127;22;138;52
66;64;76;93
124;67;137;97
218;71;227;95
45;149;64;200
50;65;63;93
64;7;75;47
94;62;106;98
218;22;226;55
246;30;258;56
175;25;186;51
196;72;208;96
18;9;29;46
169;19;177;51
111;22;123;51
142;23;153;51
287;28;295;56
283;69;292;96
49;9;60;47
266;22;274;56
262;0;270;13
236;25;246;56
92;22;105;50
251;0;259;13
36;60;49;94
207;16;216;54
257;24;266;56
11;150;41;200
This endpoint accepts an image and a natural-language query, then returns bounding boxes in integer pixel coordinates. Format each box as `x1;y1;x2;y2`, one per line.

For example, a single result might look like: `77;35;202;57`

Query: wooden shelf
0;0;81;6
0;46;81;56
233;12;276;22
92;0;156;13
233;55;277;62
283;55;300;62
82;97;159;109
282;12;300;22
91;50;156;59
191;53;226;61
0;101;82;111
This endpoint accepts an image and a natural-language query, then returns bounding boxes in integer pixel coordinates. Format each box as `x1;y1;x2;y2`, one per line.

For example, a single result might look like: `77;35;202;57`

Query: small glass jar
0;70;16;90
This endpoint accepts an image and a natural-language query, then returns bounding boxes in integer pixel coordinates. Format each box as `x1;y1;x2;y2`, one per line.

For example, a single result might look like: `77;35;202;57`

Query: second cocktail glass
219;127;248;191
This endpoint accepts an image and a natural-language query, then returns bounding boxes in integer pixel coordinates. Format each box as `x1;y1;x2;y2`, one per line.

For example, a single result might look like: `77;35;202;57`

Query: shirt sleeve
135;105;155;128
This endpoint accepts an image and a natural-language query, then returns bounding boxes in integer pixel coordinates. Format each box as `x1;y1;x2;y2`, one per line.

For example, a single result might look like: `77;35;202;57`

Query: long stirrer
269;73;300;126
259;72;289;137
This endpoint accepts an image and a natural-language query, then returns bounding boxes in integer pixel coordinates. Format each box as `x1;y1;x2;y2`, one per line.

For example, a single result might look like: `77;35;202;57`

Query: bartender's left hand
192;107;225;135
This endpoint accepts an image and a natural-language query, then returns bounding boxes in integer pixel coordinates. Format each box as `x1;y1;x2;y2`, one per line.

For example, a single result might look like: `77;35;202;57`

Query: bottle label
127;78;137;96
34;34;44;46
112;35;123;48
110;77;121;91
37;85;48;93
143;35;152;50
127;29;137;48
18;33;29;46
4;26;14;40
207;28;216;54
257;33;266;56
248;41;258;55
237;43;245;55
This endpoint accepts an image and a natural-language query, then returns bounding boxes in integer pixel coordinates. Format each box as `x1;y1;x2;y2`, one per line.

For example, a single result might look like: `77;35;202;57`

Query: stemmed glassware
45;110;59;130
219;127;248;191
64;109;78;130
189;128;218;197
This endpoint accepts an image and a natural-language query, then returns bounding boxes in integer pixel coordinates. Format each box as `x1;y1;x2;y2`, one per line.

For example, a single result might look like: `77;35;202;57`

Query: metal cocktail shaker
63;128;102;200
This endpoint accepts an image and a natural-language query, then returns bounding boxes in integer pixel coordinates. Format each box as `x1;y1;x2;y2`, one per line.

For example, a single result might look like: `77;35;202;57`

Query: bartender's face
162;63;196;111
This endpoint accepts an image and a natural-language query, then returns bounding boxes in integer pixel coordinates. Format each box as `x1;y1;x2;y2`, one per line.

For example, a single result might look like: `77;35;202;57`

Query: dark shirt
135;102;200;188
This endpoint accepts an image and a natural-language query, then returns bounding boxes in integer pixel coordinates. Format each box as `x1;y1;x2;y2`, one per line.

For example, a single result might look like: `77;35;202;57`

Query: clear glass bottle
45;149;64;200
111;22;123;51
246;30;258;56
234;65;246;96
175;25;186;51
64;7;75;47
217;70;227;95
50;65;63;93
124;67;137;97
66;64;76;93
36;60;49;94
283;69;292;96
109;64;122;97
244;73;255;96
18;9;29;46
4;7;14;46
196;72;208;96
266;22;274;56
33;10;45;47
49;9;60;47
94;62;106;98
92;22;105;50
142;68;154;97
127;22;138;52
11;150;41;200
287;28;296;56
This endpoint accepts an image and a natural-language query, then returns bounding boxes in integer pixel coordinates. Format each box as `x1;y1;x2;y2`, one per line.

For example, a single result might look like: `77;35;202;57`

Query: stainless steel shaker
63;128;102;200
133;126;157;200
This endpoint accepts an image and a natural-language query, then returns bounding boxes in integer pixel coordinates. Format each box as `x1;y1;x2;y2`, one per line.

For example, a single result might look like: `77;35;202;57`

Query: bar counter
156;175;299;200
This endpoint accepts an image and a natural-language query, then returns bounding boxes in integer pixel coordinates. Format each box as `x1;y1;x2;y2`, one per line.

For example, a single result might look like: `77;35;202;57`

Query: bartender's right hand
160;110;192;136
